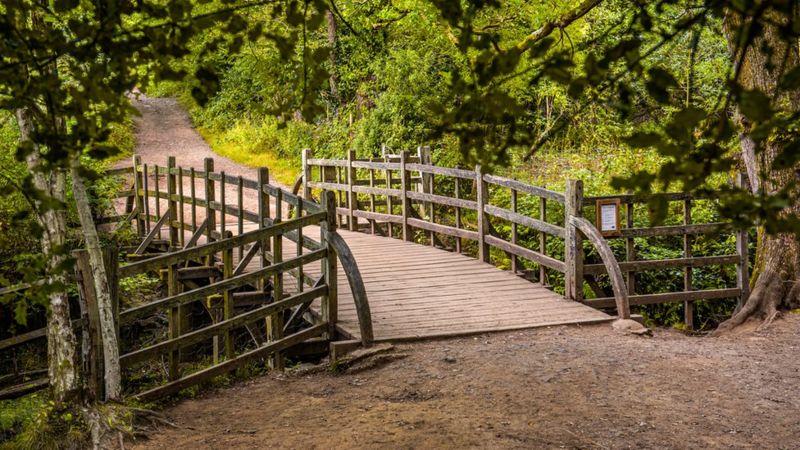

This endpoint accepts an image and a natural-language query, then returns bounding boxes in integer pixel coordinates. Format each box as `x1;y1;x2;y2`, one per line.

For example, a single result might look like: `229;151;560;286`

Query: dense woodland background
3;0;800;447
0;2;743;328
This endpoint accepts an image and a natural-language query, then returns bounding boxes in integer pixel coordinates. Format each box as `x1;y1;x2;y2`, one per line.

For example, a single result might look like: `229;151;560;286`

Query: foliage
0;395;87;450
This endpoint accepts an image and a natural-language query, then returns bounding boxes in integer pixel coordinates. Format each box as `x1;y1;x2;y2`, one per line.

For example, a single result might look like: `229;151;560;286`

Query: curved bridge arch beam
568;216;630;319
325;230;374;345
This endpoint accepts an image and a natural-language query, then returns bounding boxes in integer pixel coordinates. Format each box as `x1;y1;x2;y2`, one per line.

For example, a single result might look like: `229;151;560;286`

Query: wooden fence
0;156;372;401
301;149;750;325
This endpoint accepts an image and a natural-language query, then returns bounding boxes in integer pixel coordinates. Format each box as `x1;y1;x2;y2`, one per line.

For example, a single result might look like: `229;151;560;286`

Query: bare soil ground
127;97;800;450
119;94;270;184
132;316;800;450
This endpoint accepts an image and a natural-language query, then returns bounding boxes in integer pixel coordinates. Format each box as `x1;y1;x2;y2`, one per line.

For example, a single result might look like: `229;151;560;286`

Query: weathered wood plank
484;204;566;238
120;249;327;323
583;254;741;275
134;324;327;401
586;288;741;308
406;190;478;210
120;286;327;367
405;163;476;179
483;174;566;204
484;235;566;272
407;218;480;242
120;212;326;278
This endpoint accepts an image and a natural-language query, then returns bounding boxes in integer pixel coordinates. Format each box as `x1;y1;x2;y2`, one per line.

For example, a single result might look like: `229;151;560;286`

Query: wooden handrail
568;216;630;319
302;155;570;261
119;211;327;278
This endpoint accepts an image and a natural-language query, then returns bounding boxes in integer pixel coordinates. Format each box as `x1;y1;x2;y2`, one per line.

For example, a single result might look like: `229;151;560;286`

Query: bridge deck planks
160;221;612;341
228;224;611;341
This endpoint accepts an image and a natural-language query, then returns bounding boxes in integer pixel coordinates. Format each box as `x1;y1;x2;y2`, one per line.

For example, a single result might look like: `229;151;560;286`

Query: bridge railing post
564;180;584;301
166;156;178;249
301;148;312;200
132;155;146;237
476;165;490;263
384;148;394;238
257;167;270;293
321;190;338;340
347;149;358;231
400;151;412;241
418;146;435;245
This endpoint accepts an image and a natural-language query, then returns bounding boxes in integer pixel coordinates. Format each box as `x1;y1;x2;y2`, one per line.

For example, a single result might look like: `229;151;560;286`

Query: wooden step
204;290;272;308
232;291;272;307
177;266;222;281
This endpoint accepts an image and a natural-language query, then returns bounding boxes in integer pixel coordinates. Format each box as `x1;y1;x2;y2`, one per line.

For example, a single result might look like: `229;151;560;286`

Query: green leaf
625;131;662;148
646;67;677;104
738;89;772;122
779;66;800;90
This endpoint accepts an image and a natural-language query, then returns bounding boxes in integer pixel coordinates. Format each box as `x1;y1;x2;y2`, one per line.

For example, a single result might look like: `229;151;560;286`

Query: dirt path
131;316;800;450
121;94;272;185
118;94;285;225
124;97;800;449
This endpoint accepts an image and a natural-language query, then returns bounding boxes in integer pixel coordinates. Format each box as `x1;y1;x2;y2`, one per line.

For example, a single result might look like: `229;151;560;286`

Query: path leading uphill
121;94;274;186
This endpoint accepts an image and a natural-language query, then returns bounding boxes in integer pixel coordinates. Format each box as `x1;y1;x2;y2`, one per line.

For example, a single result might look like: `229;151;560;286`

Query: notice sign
596;199;621;237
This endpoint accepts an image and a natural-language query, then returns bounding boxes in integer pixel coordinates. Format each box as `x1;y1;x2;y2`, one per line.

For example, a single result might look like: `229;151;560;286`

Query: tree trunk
327;9;339;104
70;162;122;400
717;8;800;332
16;108;79;405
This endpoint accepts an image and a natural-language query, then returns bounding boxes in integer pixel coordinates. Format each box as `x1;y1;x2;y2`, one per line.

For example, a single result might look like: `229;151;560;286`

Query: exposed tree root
714;269;799;335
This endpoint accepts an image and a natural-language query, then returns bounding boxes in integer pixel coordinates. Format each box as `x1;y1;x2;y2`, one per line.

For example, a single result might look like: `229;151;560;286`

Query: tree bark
70;162;122;400
717;8;800;332
16;108;79;405
327;10;340;104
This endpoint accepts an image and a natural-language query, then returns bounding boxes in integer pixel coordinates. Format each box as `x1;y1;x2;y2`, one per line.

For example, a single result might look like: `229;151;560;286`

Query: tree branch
514;0;604;53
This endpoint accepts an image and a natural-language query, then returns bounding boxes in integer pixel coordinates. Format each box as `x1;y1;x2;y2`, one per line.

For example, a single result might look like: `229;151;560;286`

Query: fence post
736;173;751;309
104;245;120;347
257;167;271;294
132;155;146;237
384;150;394;238
154;164;162;239
321;191;338;340
564;180;584;301
683;199;694;329
268;190;284;370
223;246;234;360
625;201;636;294
418;146;435;246
347;149;358;231
539;198;547;285
167;156;178;249
476;165;490;263
302;149;312;199
510;186;519;273
204;158;216;265
400;151;412;241
167;261;180;379
418;145;432;192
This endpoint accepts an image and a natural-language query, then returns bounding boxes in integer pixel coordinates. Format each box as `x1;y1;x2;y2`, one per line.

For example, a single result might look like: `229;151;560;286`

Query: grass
197;124;301;188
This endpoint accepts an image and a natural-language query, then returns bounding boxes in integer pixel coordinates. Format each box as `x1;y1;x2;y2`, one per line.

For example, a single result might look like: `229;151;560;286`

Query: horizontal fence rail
301;148;569;286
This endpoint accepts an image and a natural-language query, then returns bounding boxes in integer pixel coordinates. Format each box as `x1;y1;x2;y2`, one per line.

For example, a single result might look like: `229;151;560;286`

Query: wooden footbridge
0;149;751;401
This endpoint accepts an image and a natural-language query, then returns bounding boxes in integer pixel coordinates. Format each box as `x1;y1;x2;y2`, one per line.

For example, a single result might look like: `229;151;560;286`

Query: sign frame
596;198;622;237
